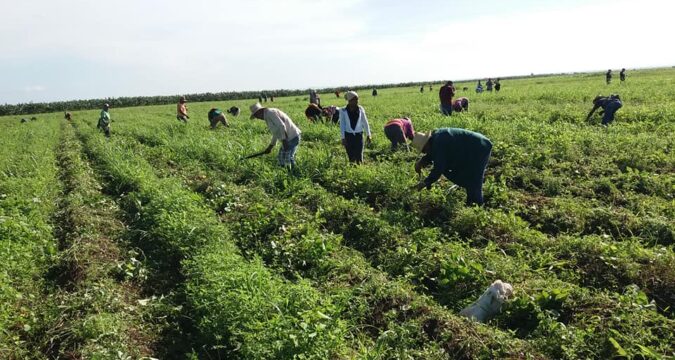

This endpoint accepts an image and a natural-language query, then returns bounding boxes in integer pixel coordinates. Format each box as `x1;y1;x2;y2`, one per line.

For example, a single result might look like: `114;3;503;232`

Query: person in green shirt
97;103;111;137
411;128;492;205
208;108;229;129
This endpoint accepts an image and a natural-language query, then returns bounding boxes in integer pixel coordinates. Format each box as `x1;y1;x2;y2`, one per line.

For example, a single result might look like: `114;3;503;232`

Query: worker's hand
366;136;372;146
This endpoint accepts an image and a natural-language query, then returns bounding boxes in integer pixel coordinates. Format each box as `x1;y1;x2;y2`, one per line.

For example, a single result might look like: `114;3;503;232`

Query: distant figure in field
335;90;340;98
429;85;432;91
227;106;240;117
262;93;268;102
64;112;72;121
495;79;501;92
309;89;320;106
258;95;263;103
462;86;469;91
97;103;111;138
486;78;494;92
207;108;229;129
305;103;323;122
606;69;612;84
177;96;189;123
270;95;275;102
411;128;493;206
322;105;339;124
620;68;626;83
439;81;456;116
420;86;424;93
452;97;469;113
20;118;28;123
587;94;623;125
339;91;371;164
384;117;415;151
247;103;302;168
476;80;483;93
372;88;378;96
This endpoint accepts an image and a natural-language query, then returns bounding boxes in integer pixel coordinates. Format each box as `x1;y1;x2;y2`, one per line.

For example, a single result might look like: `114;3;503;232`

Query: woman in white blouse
339;91;371;164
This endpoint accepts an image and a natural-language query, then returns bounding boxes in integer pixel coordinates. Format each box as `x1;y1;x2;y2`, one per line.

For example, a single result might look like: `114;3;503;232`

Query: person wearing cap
248;103;302;168
586;94;622;125
177;96;189;123
207;108;229;129
439;81;456;115
339;91;371;164
383;117;415;151
411;128;493;206
452;97;469;113
97;104;111;138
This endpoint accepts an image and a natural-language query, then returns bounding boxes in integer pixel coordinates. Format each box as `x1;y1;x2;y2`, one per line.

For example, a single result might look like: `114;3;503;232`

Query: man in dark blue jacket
411;128;492;205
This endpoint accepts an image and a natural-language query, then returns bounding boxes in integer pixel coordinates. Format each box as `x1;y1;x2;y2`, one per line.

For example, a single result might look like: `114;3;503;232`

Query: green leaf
608;337;628;357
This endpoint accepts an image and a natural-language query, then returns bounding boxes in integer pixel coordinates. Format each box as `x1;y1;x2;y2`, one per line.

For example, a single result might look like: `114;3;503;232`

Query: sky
1;0;674;104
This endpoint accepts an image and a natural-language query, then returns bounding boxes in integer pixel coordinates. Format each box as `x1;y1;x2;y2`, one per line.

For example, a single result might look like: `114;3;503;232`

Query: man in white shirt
248;103;302;168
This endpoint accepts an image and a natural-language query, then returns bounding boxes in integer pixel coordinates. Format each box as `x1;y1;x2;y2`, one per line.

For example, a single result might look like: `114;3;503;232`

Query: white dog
459;280;514;323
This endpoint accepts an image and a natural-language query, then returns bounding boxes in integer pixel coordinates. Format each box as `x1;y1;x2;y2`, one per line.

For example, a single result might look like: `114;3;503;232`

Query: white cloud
23;85;46;92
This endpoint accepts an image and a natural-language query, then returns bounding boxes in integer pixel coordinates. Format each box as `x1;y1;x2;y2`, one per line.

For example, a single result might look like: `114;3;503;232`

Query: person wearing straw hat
411;128;492;206
339;91;371;164
177;96;189;123
246;103;302;168
383;117;415;151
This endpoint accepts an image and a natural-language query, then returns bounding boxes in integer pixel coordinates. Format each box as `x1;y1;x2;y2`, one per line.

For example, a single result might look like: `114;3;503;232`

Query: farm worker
339;91;371;164
309;89;320;106
64;112;72;121
97;103;111;138
322;105;339;123
476;80;483;93
606;69;612;84
586;94;623;125
207;108;229;129
486;78;494;92
372;88;378;96
177;96;189;123
247;103;302;168
305;103;323;122
439;81;456;115
335;90;340;98
620;68;626;83
452;97;469;113
227;106;240;117
384;117;415;151
411;128;493;206
495;79;502;92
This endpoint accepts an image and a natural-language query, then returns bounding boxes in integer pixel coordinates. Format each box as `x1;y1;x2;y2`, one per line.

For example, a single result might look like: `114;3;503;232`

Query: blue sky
1;0;673;104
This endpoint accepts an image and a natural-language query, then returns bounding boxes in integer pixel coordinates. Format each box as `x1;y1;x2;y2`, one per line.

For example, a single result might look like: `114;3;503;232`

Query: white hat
344;91;358;101
249;103;264;119
411;132;431;152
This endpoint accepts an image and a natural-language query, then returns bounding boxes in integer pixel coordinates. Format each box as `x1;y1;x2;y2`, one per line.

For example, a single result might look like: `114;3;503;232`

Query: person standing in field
606;69;612;84
335;90;340;98
495;78;501;92
586;94;623;125
64;112;72;121
372;88;378;96
339;91;371;164
620;68;626;83
476;80;484;93
309;89;320;107
177;96;189;123
439;81;456;116
420;86;424;93
97;103;111;138
207;108;229;129
384;117;415;151
247;103;302;168
411;128;493;206
486;78;494;92
452;97;470;113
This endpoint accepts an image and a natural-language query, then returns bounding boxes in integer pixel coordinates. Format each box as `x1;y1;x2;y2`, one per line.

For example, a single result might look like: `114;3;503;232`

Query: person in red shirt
383;117;415;151
439;81;455;115
452;97;469;112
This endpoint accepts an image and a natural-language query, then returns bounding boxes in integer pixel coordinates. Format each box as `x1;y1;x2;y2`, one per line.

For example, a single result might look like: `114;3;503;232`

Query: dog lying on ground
459;280;513;323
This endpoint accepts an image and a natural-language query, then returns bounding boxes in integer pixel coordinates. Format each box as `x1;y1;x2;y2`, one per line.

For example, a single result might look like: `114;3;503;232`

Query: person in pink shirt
452;97;469;113
383;117;415;151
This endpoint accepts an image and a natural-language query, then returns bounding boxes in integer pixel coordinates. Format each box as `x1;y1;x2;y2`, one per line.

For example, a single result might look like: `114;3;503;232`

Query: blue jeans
440;104;453;116
278;135;300;167
602;100;622;125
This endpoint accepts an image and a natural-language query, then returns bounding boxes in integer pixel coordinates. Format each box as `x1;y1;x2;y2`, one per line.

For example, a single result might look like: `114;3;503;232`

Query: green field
1;68;673;359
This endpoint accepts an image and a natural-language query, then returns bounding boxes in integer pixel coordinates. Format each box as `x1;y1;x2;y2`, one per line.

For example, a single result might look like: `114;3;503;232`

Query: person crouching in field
208;108;229;129
339;91;372;164
587;94;623;125
412;128;492;206
64;112;72;121
322;105;339;124
384;117;415;151
453;97;469;113
177;96;189;123
97;103;111;138
227;106;240;117
247;103;302;168
305;103;323;122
